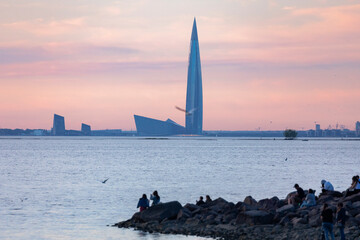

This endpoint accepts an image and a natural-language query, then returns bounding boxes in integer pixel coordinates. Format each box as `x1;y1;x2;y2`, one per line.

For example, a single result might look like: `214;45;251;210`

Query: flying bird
101;178;109;184
175;106;196;116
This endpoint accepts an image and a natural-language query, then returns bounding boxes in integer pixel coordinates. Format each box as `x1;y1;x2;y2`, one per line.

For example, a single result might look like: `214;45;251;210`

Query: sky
0;0;360;131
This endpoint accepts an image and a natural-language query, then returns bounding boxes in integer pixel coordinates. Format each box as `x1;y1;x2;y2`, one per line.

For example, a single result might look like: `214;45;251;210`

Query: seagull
175;106;196;116
102;178;109;184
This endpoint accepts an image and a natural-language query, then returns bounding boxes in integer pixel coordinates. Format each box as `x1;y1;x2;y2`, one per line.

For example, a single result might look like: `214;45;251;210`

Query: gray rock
276;204;295;214
185;218;200;226
343;192;360;203
236;210;274;225
279;216;290;226
352;201;360;209
308;208;319;217
184;203;201;212
244;196;257;205
348;208;360;217
309;215;321;227
257;197;279;210
138;201;182;222
222;212;237;224
177;208;191;220
291;217;308;225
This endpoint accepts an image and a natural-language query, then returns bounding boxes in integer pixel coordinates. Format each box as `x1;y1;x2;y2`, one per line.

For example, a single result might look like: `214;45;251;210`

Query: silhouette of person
137;194;149;212
150;190;160;206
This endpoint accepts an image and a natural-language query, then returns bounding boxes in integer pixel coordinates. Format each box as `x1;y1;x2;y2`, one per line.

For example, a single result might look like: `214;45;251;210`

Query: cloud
0;44;139;65
2;17;86;36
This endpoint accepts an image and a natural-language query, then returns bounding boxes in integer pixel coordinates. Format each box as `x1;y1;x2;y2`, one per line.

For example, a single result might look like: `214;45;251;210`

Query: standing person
288;184;305;206
321;179;334;193
336;202;346;240
150;190;160;206
137;194;149;212
321;203;335;240
205;195;212;203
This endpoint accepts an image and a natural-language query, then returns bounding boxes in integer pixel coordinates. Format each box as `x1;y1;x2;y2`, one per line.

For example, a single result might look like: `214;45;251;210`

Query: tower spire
186;18;203;134
191;18;198;41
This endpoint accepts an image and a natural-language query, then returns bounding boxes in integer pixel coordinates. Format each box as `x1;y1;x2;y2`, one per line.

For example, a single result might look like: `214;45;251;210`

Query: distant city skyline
0;1;360;131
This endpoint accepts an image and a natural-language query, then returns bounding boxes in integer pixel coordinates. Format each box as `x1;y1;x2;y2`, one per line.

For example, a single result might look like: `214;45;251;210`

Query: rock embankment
114;192;360;239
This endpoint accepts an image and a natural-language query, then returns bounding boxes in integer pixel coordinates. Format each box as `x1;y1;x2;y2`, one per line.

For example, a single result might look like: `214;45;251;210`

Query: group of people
136;190;160;212
288;175;360;240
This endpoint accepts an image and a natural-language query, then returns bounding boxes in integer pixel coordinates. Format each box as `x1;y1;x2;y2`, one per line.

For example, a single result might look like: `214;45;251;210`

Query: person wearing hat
288;183;305;206
300;188;316;208
321;179;334;193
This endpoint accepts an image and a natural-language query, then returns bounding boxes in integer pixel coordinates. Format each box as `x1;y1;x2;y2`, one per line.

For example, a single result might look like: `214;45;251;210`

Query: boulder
317;195;334;204
279;216;290;226
276;199;287;208
355;213;360;223
138;201;183;222
291;217;308;225
236;210;274;225
352;201;360;209
257;197;279;210
177;208;192;220
348;208;360;217
244;196;257;205
184;203;201;212
185;217;201;226
240;203;259;212
308;215;321;227
343;192;360;203
276;204;295;214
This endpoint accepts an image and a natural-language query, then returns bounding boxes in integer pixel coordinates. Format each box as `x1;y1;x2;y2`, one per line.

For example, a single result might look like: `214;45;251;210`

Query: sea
1;136;359;240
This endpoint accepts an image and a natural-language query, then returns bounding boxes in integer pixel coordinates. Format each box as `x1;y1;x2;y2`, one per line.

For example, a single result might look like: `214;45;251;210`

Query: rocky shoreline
114;192;360;239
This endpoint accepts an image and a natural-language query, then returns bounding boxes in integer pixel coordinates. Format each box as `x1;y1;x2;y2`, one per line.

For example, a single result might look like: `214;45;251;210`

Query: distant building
356;121;360;137
134;18;203;136
52;114;65;136
134;115;186;136
315;124;322;137
81;123;91;136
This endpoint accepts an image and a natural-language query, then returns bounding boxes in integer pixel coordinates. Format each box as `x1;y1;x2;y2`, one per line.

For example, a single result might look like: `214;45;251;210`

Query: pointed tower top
191;18;198;41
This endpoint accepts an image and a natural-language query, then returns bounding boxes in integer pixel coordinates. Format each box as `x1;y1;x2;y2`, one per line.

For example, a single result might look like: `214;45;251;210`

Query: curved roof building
134;18;203;136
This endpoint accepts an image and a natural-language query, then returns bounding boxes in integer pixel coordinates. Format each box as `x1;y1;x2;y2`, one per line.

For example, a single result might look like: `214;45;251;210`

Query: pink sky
1;0;360;131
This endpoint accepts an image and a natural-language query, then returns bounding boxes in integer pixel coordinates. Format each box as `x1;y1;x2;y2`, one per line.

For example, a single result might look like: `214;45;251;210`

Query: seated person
288;184;305;206
345;175;360;197
205;195;212;203
300;189;316;208
321;179;334;193
196;196;205;206
150;190;160;206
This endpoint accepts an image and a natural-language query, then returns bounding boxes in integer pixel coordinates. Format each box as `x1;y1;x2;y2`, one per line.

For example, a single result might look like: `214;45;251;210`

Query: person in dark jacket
205;195;212;203
336;202;346;240
288;183;305;206
137;194;149;212
321;203;335;240
196;196;205;206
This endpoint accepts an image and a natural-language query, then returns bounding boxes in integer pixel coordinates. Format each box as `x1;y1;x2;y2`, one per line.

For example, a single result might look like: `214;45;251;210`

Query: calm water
1;137;360;240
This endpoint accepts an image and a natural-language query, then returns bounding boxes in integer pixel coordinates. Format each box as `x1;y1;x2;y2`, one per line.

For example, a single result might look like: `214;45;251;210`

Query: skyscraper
185;18;203;134
356;121;360;137
81;123;91;136
52;114;65;136
134;19;203;136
